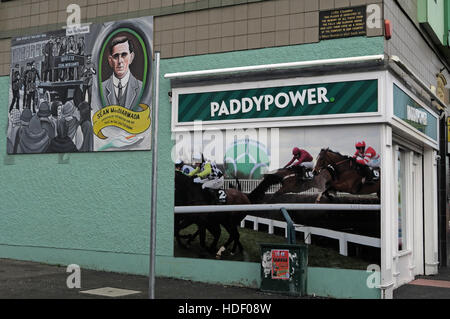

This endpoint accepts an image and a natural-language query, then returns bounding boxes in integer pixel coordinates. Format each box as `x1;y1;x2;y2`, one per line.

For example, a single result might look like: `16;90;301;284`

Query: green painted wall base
0;245;380;299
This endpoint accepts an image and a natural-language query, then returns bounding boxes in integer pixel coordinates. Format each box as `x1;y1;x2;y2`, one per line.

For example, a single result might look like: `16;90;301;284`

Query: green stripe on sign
178;79;378;123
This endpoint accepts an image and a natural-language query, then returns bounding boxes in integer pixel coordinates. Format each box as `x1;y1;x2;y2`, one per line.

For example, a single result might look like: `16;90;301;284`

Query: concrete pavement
393;267;450;299
0;258;300;299
1;258;449;299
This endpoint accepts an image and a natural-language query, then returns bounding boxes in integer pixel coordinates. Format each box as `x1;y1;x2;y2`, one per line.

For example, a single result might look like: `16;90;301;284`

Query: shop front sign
393;84;438;142
176;79;378;124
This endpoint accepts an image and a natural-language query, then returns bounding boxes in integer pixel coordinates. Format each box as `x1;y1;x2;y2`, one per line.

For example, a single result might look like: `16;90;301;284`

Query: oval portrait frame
98;27;148;110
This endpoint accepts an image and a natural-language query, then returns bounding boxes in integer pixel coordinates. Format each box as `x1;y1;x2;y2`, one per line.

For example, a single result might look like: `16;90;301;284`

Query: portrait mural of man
7;16;153;154
102;35;142;110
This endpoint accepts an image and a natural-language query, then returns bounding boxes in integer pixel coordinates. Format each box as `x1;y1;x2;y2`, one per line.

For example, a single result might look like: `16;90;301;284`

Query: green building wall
0;36;384;299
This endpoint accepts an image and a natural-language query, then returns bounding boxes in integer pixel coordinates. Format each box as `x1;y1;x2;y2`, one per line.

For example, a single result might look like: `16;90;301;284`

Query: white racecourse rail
241;215;380;256
174;203;381;256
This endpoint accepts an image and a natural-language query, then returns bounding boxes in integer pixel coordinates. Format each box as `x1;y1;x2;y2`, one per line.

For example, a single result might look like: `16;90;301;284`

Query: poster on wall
172;78;382;270
6;16;153;154
271;250;290;280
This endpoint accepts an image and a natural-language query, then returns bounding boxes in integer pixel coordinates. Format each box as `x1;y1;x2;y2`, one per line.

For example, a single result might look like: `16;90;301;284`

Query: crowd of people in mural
7;100;93;154
7;34;96;154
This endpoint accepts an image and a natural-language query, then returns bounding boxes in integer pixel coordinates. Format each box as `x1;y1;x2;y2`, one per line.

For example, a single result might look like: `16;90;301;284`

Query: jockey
189;153;225;203
284;147;314;180
175;159;194;175
353;141;381;181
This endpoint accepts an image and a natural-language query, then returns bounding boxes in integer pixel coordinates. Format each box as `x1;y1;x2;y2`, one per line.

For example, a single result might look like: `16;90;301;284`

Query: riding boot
206;188;218;205
294;166;305;183
304;169;314;180
364;166;374;183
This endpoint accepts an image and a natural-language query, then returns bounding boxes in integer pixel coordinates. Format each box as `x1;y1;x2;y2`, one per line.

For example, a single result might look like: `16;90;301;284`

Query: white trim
391;117;439;149
397;250;412;258
425;262;440;266
165;55;385;79
392;133;424;155
378;281;395;289
171;71;386;131
380;124;393;287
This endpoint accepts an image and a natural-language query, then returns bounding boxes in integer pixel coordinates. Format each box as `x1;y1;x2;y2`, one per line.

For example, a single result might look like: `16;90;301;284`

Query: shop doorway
394;144;424;286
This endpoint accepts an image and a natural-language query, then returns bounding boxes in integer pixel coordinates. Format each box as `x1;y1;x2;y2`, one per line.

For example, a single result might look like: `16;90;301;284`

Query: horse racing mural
173;124;382;268
6;16;153;154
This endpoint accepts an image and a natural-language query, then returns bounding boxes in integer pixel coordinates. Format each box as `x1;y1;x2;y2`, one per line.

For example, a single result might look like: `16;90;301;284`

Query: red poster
271;250;290;280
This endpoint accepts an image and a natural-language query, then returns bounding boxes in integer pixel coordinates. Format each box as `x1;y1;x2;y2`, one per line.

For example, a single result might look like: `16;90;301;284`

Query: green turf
174;226;371;270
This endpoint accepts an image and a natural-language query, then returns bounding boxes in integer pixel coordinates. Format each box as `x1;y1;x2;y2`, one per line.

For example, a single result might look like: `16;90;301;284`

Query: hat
61;101;75;118
29;115;43;135
192;153;203;162
37;101;51;117
20;108;32;123
78;101;91;122
51;101;62;117
175;159;184;166
355;141;366;148
78;101;91;114
292;147;301;156
10;109;21;126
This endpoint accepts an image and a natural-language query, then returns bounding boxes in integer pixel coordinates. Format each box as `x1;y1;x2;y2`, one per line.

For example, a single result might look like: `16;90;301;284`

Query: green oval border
98;27;148;110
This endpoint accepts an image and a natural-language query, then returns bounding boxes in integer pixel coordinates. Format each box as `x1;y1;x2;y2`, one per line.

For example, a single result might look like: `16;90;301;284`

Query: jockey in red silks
353;141;381;168
284;147;314;180
353;141;381;181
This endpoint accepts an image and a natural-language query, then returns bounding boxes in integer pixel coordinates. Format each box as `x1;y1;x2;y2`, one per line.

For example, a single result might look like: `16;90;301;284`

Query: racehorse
247;167;330;203
174;170;251;258
313;148;380;203
174;171;221;254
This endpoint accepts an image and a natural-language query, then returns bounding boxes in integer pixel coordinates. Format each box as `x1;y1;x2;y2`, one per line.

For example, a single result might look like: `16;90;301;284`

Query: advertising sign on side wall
6;16;153;154
393;84;439;142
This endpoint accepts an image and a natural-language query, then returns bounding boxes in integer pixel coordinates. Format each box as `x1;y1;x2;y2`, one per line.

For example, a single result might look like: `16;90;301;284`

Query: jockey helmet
292;147;301;156
192;152;203;163
355;141;366;149
175;159;184;167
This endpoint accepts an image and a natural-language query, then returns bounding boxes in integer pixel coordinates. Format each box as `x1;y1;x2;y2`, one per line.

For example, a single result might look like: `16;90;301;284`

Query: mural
7;16;153;154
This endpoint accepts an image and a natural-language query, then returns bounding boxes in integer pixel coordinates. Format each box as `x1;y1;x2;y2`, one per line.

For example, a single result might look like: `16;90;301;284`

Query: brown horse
313;148;380;203
175;171;250;258
215;187;251;257
248;167;330;203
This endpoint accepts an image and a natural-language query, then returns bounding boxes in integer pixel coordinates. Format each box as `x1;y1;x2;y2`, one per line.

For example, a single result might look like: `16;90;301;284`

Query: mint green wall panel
418;0;446;45
308;267;381;299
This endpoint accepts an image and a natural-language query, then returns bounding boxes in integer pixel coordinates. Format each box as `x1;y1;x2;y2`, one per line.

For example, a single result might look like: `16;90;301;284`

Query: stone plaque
319;6;367;40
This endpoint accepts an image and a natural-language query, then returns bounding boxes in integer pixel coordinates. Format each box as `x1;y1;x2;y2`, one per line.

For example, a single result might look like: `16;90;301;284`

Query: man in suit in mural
42;37;54;82
26;61;40;113
81;55;96;105
9;69;21;112
101;35;142;110
22;63;31;108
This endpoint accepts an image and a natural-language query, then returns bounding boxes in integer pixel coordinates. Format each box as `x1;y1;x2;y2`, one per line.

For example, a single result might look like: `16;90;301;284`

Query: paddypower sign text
178;80;378;123
393;84;438;141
